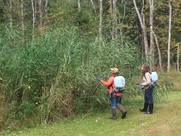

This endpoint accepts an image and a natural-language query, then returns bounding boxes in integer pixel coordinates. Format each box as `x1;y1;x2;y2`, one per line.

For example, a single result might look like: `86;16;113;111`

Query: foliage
0;0;180;130
0;24;142;129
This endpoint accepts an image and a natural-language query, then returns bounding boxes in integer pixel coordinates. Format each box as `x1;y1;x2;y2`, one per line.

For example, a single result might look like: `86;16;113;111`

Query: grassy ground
1;89;181;136
1;72;181;136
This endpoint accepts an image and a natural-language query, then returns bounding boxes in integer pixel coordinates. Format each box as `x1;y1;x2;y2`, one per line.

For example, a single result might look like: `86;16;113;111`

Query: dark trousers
144;86;154;104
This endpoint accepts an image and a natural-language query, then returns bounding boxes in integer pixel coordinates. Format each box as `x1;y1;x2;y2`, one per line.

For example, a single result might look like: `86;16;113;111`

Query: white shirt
142;72;151;86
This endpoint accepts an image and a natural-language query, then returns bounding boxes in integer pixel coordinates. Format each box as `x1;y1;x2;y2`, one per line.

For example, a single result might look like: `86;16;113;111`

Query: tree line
0;0;180;71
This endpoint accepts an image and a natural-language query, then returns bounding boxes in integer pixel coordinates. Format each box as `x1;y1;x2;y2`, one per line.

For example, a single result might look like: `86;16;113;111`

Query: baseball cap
111;67;119;74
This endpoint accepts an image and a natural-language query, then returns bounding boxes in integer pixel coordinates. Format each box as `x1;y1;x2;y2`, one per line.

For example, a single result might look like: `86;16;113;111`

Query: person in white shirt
139;64;154;114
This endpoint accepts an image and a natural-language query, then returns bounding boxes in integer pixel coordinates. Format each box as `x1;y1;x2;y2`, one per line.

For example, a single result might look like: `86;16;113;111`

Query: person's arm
100;76;114;87
141;72;151;86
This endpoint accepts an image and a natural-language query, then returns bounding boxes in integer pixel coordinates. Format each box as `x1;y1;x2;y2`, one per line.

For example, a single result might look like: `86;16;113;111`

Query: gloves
139;84;143;89
97;77;102;81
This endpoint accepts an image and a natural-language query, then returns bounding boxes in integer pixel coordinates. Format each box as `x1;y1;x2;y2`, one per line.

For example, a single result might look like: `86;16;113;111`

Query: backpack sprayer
113;76;125;93
138;71;158;90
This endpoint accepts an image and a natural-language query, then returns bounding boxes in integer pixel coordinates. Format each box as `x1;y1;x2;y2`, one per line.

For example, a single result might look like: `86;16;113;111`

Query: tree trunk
31;0;35;39
153;31;163;71
118;1;126;46
38;0;43;28
99;0;103;40
78;0;81;11
45;0;48;16
91;0;96;14
9;0;13;28
149;0;154;67
20;0;24;38
167;0;172;72
177;43;180;72
141;0;149;60
109;0;113;39
35;0;37;20
112;0;117;39
133;0;149;60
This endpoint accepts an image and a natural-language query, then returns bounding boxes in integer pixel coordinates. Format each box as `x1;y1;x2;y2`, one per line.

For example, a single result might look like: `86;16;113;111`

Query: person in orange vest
98;68;127;119
139;64;154;114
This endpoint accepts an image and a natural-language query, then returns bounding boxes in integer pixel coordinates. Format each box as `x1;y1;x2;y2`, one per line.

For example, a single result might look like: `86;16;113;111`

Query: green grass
1;90;181;136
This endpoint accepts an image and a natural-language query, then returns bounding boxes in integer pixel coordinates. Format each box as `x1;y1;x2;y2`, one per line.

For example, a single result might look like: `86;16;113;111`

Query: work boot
139;103;148;112
146;104;153;114
110;108;117;120
121;111;127;119
117;104;127;119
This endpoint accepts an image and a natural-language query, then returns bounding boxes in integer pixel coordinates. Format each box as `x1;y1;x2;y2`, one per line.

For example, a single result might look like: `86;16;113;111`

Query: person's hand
139;83;143;89
97;77;102;81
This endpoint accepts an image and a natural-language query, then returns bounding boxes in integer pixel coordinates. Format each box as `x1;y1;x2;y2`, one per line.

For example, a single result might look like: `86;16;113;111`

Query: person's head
141;64;150;74
111;67;119;76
